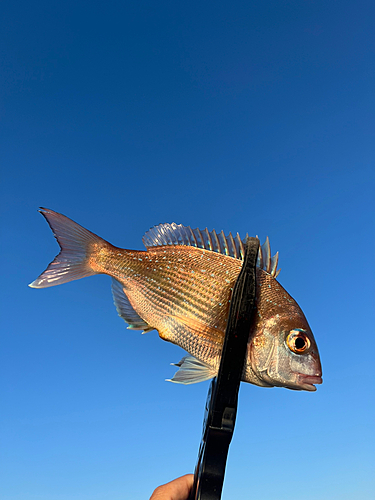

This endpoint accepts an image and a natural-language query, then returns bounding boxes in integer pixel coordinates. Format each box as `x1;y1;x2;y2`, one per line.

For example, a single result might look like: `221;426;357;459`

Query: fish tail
29;208;108;288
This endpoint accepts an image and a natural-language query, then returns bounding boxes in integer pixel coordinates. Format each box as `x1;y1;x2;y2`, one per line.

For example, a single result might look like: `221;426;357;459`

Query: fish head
248;270;322;391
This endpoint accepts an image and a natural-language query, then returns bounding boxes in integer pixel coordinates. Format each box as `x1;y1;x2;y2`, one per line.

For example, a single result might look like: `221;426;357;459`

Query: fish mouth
297;374;323;391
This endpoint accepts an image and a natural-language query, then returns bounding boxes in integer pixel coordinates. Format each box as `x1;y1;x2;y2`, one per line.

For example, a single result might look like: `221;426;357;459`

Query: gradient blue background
1;1;374;499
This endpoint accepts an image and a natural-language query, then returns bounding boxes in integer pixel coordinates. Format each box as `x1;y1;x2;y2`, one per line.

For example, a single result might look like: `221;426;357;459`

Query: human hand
149;474;194;500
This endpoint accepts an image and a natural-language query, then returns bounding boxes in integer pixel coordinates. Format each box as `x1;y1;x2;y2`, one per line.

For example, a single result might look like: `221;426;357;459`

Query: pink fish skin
29;209;322;391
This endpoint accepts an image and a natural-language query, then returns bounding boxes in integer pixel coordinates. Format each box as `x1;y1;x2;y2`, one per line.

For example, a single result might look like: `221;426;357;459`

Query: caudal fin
29;208;106;288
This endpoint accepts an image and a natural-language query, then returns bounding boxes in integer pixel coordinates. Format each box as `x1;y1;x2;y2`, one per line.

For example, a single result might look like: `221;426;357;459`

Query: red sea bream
30;209;322;391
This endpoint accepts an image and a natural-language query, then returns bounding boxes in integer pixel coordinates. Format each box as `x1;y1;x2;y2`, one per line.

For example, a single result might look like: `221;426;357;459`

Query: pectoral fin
111;278;153;333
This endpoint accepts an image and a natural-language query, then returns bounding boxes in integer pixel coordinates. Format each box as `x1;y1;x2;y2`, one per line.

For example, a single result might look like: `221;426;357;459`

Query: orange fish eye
286;329;311;354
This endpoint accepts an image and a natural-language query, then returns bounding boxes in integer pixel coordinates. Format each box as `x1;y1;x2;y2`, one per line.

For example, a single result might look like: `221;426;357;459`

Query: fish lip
297;374;323;390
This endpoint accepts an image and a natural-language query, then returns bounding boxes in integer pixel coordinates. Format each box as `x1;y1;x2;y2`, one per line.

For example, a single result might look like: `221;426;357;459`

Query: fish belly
100;245;243;367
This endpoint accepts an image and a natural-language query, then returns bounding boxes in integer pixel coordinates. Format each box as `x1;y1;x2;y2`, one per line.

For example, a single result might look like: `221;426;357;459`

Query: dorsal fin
111;278;153;332
257;237;280;277
142;223;246;259
142;223;281;277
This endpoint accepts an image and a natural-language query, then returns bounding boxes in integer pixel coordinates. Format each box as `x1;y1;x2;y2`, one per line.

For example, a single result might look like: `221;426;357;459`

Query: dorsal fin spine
264;237;271;272
270;251;279;275
178;226;187;245
237;234;244;259
185;226;192;246
216;230;222;253
189;227;198;247
169;223;178;244
219;230;228;255
196;228;204;247
205;228;213;250
212;229;220;253
159;229;167;246
258;235;264;269
229;232;237;258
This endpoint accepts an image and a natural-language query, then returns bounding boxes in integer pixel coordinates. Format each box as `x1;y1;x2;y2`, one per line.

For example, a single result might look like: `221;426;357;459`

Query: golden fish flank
29;209;322;392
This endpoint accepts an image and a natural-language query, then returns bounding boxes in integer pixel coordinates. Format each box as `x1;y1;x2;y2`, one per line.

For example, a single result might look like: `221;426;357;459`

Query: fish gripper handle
189;237;260;500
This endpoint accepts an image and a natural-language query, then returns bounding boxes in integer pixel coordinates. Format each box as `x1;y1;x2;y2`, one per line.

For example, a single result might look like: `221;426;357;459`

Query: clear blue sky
1;1;374;499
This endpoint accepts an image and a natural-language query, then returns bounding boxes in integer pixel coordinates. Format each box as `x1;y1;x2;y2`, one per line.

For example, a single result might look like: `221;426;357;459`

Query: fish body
30;209;322;391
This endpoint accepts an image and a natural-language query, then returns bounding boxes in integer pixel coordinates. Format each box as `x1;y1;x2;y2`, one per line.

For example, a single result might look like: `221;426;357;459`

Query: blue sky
1;1;374;499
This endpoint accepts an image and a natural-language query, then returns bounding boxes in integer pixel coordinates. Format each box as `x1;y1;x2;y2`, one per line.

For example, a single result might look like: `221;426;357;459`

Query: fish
29;208;322;392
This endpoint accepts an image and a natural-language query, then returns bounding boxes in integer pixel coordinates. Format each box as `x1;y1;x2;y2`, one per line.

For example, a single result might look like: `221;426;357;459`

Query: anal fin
167;356;217;385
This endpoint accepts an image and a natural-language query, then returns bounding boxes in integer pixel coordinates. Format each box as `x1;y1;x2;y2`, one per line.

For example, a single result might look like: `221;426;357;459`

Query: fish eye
286;329;310;354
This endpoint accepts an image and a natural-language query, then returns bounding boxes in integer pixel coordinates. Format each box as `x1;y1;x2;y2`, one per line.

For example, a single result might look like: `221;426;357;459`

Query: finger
149;474;194;500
